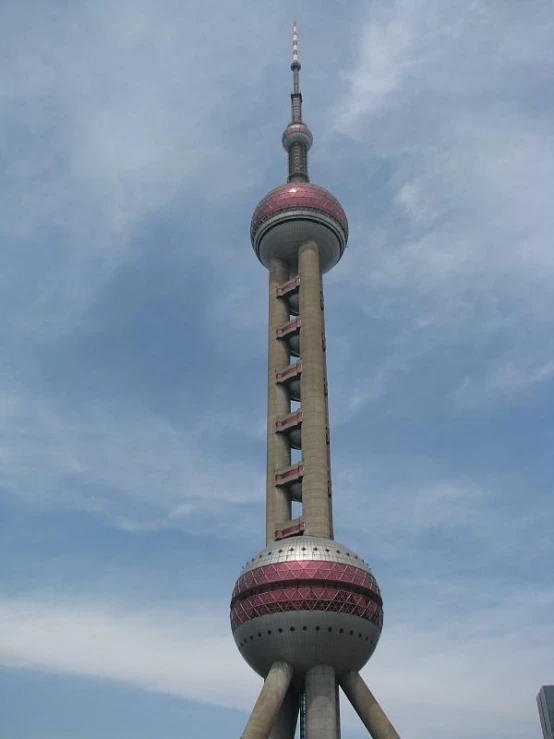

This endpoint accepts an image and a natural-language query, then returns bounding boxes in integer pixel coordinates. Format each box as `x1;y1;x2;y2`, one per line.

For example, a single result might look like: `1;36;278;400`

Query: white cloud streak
0;378;264;534
330;0;554;409
0;584;550;739
0;0;279;342
0;595;257;710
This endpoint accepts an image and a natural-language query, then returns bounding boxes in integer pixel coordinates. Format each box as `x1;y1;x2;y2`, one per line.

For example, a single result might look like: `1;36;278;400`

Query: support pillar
266;258;292;543
241;662;294;739
305;664;338;739
298;241;332;538
269;685;299;739
339;671;401;739
335;675;342;739
321;279;335;537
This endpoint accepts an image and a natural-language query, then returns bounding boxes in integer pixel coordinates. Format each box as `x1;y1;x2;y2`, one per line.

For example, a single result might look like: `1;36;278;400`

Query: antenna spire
282;22;313;182
292;20;299;66
291;21;301;114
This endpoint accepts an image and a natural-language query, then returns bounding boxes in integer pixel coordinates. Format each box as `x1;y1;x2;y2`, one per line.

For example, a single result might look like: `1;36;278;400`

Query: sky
0;0;553;737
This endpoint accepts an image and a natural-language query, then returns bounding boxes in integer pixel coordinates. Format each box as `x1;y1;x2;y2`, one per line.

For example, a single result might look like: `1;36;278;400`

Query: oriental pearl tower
230;24;401;739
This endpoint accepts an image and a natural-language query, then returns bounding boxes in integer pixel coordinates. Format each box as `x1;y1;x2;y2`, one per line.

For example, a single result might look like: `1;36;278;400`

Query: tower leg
335;674;342;739
339;671;400;739
305;664;339;739
241;662;294;739
269;685;299;739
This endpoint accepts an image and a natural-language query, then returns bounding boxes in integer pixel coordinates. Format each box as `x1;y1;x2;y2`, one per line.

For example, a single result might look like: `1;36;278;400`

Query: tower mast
287;21;311;183
230;23;401;739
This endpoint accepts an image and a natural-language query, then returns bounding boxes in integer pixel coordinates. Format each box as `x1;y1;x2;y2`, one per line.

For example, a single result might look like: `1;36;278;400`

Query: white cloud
0;595;257;710
366;589;553;739
0;0;281;342
1;584;550;739
0;378;264;534
329;0;554;410
333;447;554;573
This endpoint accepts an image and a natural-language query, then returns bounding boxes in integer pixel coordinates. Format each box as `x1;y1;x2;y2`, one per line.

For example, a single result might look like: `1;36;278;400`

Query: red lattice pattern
251;183;348;241
232;561;381;601
231;586;383;630
230;560;383;631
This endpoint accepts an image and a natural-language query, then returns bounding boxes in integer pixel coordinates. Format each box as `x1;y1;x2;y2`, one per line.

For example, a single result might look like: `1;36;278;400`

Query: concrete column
335;675;342;739
241;662;294;739
320;282;334;538
269;685;299;739
298;241;332;538
305;664;338;739
266;258;291;544
339;671;401;739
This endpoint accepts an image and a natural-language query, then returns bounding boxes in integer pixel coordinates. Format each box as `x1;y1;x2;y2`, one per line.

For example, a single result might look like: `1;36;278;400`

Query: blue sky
0;1;553;737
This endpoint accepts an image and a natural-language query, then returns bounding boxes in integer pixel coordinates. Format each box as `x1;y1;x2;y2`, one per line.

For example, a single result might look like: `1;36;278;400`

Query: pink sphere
250;183;348;273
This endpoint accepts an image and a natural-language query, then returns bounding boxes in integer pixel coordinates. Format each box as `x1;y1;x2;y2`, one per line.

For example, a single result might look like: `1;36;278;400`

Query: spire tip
292;20;299;66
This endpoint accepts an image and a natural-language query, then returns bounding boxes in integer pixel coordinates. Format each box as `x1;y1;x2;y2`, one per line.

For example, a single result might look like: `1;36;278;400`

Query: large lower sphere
230;536;383;677
250;183;348;274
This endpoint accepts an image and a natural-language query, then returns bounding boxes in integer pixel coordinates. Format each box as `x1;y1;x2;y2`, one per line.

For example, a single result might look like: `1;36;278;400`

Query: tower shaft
266;241;334;542
266;258;293;543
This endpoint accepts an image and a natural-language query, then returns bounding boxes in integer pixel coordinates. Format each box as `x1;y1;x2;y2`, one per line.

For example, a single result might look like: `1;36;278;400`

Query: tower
230;24;401;739
538;686;554;739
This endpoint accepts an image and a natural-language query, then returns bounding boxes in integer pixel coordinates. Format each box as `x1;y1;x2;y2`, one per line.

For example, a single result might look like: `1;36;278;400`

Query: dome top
250;183;348;246
239;535;371;574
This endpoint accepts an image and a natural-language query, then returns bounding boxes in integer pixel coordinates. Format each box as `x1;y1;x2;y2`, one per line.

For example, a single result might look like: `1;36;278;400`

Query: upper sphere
282;122;313;151
250;183;348;274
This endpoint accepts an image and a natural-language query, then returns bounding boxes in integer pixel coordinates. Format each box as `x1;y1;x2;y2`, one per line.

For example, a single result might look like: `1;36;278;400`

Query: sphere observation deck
231;536;382;678
251;183;348;274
